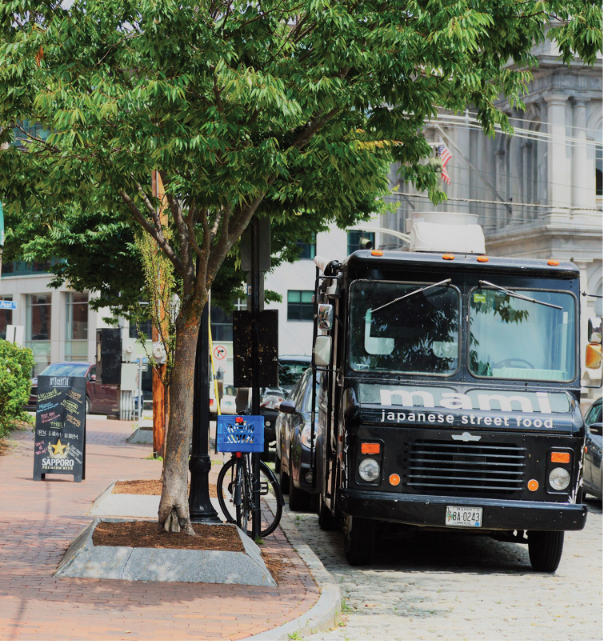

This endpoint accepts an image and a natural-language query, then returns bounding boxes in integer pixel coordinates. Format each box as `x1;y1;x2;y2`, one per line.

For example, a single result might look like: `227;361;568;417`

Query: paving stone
294;499;602;641
1;419;319;640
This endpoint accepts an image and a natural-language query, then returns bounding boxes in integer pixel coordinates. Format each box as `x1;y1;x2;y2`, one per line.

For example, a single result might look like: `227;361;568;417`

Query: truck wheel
344;515;376;566
289;475;311;512
528;531;564;572
317;493;339;531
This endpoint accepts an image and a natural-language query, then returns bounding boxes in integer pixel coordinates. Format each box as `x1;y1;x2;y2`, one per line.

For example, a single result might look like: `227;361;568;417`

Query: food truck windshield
349;280;577;382
349;280;460;376
469;287;576;382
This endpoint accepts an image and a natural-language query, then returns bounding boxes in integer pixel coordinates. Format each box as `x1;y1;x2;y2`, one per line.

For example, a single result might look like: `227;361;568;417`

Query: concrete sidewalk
0;418;335;641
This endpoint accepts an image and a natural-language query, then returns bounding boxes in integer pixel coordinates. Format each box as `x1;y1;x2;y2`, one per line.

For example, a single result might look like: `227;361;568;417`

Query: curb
88;481;116;514
245;500;341;641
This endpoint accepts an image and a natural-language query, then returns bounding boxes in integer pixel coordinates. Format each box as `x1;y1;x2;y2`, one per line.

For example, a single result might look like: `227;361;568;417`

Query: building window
129;318;153;340
347;231;376;256
295;234;316;260
211;306;233;341
287;290;314;321
65;293;88;361
26;294;52;375
1;258;58;277
0;296;13;340
13;120;49;148
596;142;602;197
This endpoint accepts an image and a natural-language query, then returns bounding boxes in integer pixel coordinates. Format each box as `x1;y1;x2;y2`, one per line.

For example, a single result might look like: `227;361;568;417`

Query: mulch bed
113;479;218;498
261;552;292;585
92;521;244;551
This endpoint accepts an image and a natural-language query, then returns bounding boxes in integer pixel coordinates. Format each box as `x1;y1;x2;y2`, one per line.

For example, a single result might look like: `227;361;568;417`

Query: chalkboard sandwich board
33;375;86;482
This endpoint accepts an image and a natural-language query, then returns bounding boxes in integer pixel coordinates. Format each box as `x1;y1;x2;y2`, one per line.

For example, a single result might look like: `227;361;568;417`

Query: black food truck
307;225;588;571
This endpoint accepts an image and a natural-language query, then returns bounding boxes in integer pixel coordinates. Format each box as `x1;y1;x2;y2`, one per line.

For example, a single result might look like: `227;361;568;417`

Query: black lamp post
189;301;221;523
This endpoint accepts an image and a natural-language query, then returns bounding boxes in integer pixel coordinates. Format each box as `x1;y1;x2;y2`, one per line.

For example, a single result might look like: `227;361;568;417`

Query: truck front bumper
337;489;587;532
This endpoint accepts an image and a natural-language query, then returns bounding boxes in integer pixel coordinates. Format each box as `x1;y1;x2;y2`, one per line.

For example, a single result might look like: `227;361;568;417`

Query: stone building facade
380;40;602;396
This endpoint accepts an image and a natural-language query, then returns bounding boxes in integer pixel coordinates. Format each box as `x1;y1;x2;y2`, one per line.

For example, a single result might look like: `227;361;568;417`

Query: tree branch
119;189;183;276
186;206;203;260
136;182;165;235
165;191;195;290
291;107;340;150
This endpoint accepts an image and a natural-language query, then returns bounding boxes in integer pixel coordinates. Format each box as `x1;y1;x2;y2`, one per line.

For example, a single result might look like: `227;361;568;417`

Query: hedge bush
0;340;35;437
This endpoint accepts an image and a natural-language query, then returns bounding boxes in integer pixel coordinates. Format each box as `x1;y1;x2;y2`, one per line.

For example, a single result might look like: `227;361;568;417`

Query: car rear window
40;364;90;377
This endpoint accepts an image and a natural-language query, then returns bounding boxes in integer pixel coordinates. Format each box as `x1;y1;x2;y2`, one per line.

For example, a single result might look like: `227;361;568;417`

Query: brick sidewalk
0;419;319;641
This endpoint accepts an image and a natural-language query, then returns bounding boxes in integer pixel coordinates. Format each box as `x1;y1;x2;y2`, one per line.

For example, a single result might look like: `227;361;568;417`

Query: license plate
445;505;483;527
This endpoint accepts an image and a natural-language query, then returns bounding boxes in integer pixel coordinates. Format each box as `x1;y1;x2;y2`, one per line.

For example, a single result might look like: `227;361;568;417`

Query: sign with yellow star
33;373;87;482
49;439;69;458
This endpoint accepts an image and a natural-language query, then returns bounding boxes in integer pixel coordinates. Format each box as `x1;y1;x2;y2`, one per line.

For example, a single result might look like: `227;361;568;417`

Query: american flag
437;137;452;185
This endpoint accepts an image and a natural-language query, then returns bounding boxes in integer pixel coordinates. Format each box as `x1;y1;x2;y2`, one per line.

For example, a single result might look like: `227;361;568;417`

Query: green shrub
0;340;35;437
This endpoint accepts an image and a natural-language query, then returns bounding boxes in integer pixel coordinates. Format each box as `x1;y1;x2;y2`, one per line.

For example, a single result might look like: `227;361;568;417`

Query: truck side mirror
317;304;334;331
588;317;602;344
314;335;332;367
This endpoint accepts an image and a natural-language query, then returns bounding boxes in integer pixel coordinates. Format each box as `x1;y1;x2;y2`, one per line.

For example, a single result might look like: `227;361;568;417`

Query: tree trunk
158;302;202;534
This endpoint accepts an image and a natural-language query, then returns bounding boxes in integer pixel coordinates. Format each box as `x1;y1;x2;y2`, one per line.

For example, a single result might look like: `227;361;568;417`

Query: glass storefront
65;292;89;361
26;294;52;375
0;296;13;340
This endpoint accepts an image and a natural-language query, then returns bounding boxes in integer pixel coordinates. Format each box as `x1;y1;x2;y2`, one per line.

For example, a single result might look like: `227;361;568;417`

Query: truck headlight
358;458;380;482
549;467;570;491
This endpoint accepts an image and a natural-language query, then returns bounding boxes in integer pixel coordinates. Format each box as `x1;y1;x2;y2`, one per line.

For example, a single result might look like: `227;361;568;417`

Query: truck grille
407;440;526;495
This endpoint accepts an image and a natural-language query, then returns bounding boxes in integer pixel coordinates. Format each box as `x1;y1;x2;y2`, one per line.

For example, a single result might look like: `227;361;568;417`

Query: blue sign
0;300;17;310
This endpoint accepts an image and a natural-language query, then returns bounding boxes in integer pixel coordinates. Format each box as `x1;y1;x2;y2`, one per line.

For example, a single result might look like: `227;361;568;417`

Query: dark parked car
28;362;119;415
251;355;311;450
276;367;319;511
583;397;602;500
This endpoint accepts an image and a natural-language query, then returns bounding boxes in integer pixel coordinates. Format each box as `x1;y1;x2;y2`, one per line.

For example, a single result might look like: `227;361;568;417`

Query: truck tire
528;531;564;572
317;493;339;530
344;515;376;566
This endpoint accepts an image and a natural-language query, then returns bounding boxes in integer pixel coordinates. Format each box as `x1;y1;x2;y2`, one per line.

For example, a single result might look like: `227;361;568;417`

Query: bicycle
216;451;284;538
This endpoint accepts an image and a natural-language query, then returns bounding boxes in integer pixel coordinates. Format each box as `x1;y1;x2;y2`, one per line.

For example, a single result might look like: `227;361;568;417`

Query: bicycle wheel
216;457;283;538
254;460;283;538
236;457;252;534
216;457;240;526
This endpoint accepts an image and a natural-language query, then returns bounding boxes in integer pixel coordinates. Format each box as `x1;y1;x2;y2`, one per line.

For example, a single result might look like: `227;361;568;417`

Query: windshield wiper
372;279;452;314
478;280;562;310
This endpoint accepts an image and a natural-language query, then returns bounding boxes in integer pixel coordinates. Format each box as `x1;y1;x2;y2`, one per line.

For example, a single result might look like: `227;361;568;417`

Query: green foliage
0;340;35;437
1;1;599;313
0;1;598;315
2;200;146;314
0;0;599;517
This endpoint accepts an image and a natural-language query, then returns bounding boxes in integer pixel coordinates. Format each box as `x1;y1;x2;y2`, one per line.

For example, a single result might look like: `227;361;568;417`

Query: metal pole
251;216;261;540
189;298;221;523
